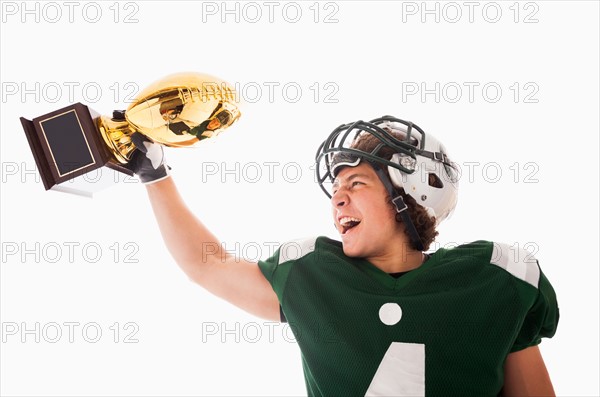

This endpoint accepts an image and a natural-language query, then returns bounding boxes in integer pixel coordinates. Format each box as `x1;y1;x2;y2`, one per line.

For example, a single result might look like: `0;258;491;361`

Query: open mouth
340;217;361;234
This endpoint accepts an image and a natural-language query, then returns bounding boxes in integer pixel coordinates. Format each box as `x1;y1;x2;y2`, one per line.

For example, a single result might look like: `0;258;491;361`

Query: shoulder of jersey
441;240;541;289
275;236;340;265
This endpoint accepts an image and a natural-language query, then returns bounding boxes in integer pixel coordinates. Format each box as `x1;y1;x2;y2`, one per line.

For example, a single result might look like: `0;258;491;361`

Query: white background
1;1;598;396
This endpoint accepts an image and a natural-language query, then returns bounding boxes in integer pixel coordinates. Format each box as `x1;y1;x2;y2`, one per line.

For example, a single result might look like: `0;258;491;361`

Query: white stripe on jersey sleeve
490;242;541;288
278;237;318;265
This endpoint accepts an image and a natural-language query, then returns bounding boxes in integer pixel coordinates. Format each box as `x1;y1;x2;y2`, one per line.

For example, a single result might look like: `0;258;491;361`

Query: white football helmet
315;115;459;225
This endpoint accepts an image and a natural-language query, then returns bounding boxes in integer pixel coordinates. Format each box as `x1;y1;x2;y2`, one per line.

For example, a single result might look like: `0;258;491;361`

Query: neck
367;245;425;274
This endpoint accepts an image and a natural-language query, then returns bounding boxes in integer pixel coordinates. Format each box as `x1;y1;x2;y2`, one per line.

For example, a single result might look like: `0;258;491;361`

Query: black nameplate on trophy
39;109;95;176
21;102;132;193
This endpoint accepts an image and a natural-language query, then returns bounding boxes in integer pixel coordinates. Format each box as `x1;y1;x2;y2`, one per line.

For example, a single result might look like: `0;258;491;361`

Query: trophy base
20;103;134;195
49;162;134;197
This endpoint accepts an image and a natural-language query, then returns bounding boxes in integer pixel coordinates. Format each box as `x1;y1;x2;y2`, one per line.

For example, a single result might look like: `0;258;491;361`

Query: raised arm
145;177;280;321
129;135;280;321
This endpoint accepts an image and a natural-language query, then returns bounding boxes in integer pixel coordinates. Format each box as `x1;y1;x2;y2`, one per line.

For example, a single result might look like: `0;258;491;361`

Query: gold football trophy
20;72;241;196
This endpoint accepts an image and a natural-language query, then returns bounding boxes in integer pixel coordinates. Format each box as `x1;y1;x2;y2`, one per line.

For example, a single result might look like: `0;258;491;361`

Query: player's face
331;163;404;259
207;118;221;130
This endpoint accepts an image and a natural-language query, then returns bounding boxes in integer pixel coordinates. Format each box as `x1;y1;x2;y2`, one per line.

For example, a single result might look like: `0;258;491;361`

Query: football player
129;115;558;396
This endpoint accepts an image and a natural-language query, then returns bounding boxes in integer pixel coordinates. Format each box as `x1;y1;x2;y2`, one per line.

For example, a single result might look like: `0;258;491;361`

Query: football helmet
315;115;459;225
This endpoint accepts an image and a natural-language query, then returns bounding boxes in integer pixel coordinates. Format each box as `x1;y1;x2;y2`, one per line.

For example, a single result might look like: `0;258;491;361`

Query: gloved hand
127;132;171;184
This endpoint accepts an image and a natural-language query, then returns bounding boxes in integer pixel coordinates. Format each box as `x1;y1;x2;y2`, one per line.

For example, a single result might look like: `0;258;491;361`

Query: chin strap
372;166;424;252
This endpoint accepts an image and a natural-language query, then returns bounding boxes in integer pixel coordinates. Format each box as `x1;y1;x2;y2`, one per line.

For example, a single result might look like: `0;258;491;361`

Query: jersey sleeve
489;242;559;352
257;246;283;296
510;267;559;352
257;237;318;304
258;237;319;323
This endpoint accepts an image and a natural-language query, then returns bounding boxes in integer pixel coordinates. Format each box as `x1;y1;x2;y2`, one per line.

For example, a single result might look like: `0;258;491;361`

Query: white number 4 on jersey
365;342;425;396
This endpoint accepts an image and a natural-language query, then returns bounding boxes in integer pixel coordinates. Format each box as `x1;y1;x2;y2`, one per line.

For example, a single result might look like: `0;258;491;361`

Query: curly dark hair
350;131;438;251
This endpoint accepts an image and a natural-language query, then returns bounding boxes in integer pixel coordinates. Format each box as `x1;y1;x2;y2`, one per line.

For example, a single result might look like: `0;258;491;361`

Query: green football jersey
258;237;559;396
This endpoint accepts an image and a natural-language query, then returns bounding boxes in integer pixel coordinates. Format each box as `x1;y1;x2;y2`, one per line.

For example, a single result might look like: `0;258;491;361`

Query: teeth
340;217;361;225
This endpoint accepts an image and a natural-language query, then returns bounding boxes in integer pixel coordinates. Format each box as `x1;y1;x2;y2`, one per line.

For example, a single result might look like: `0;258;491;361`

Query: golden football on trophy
98;72;241;163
